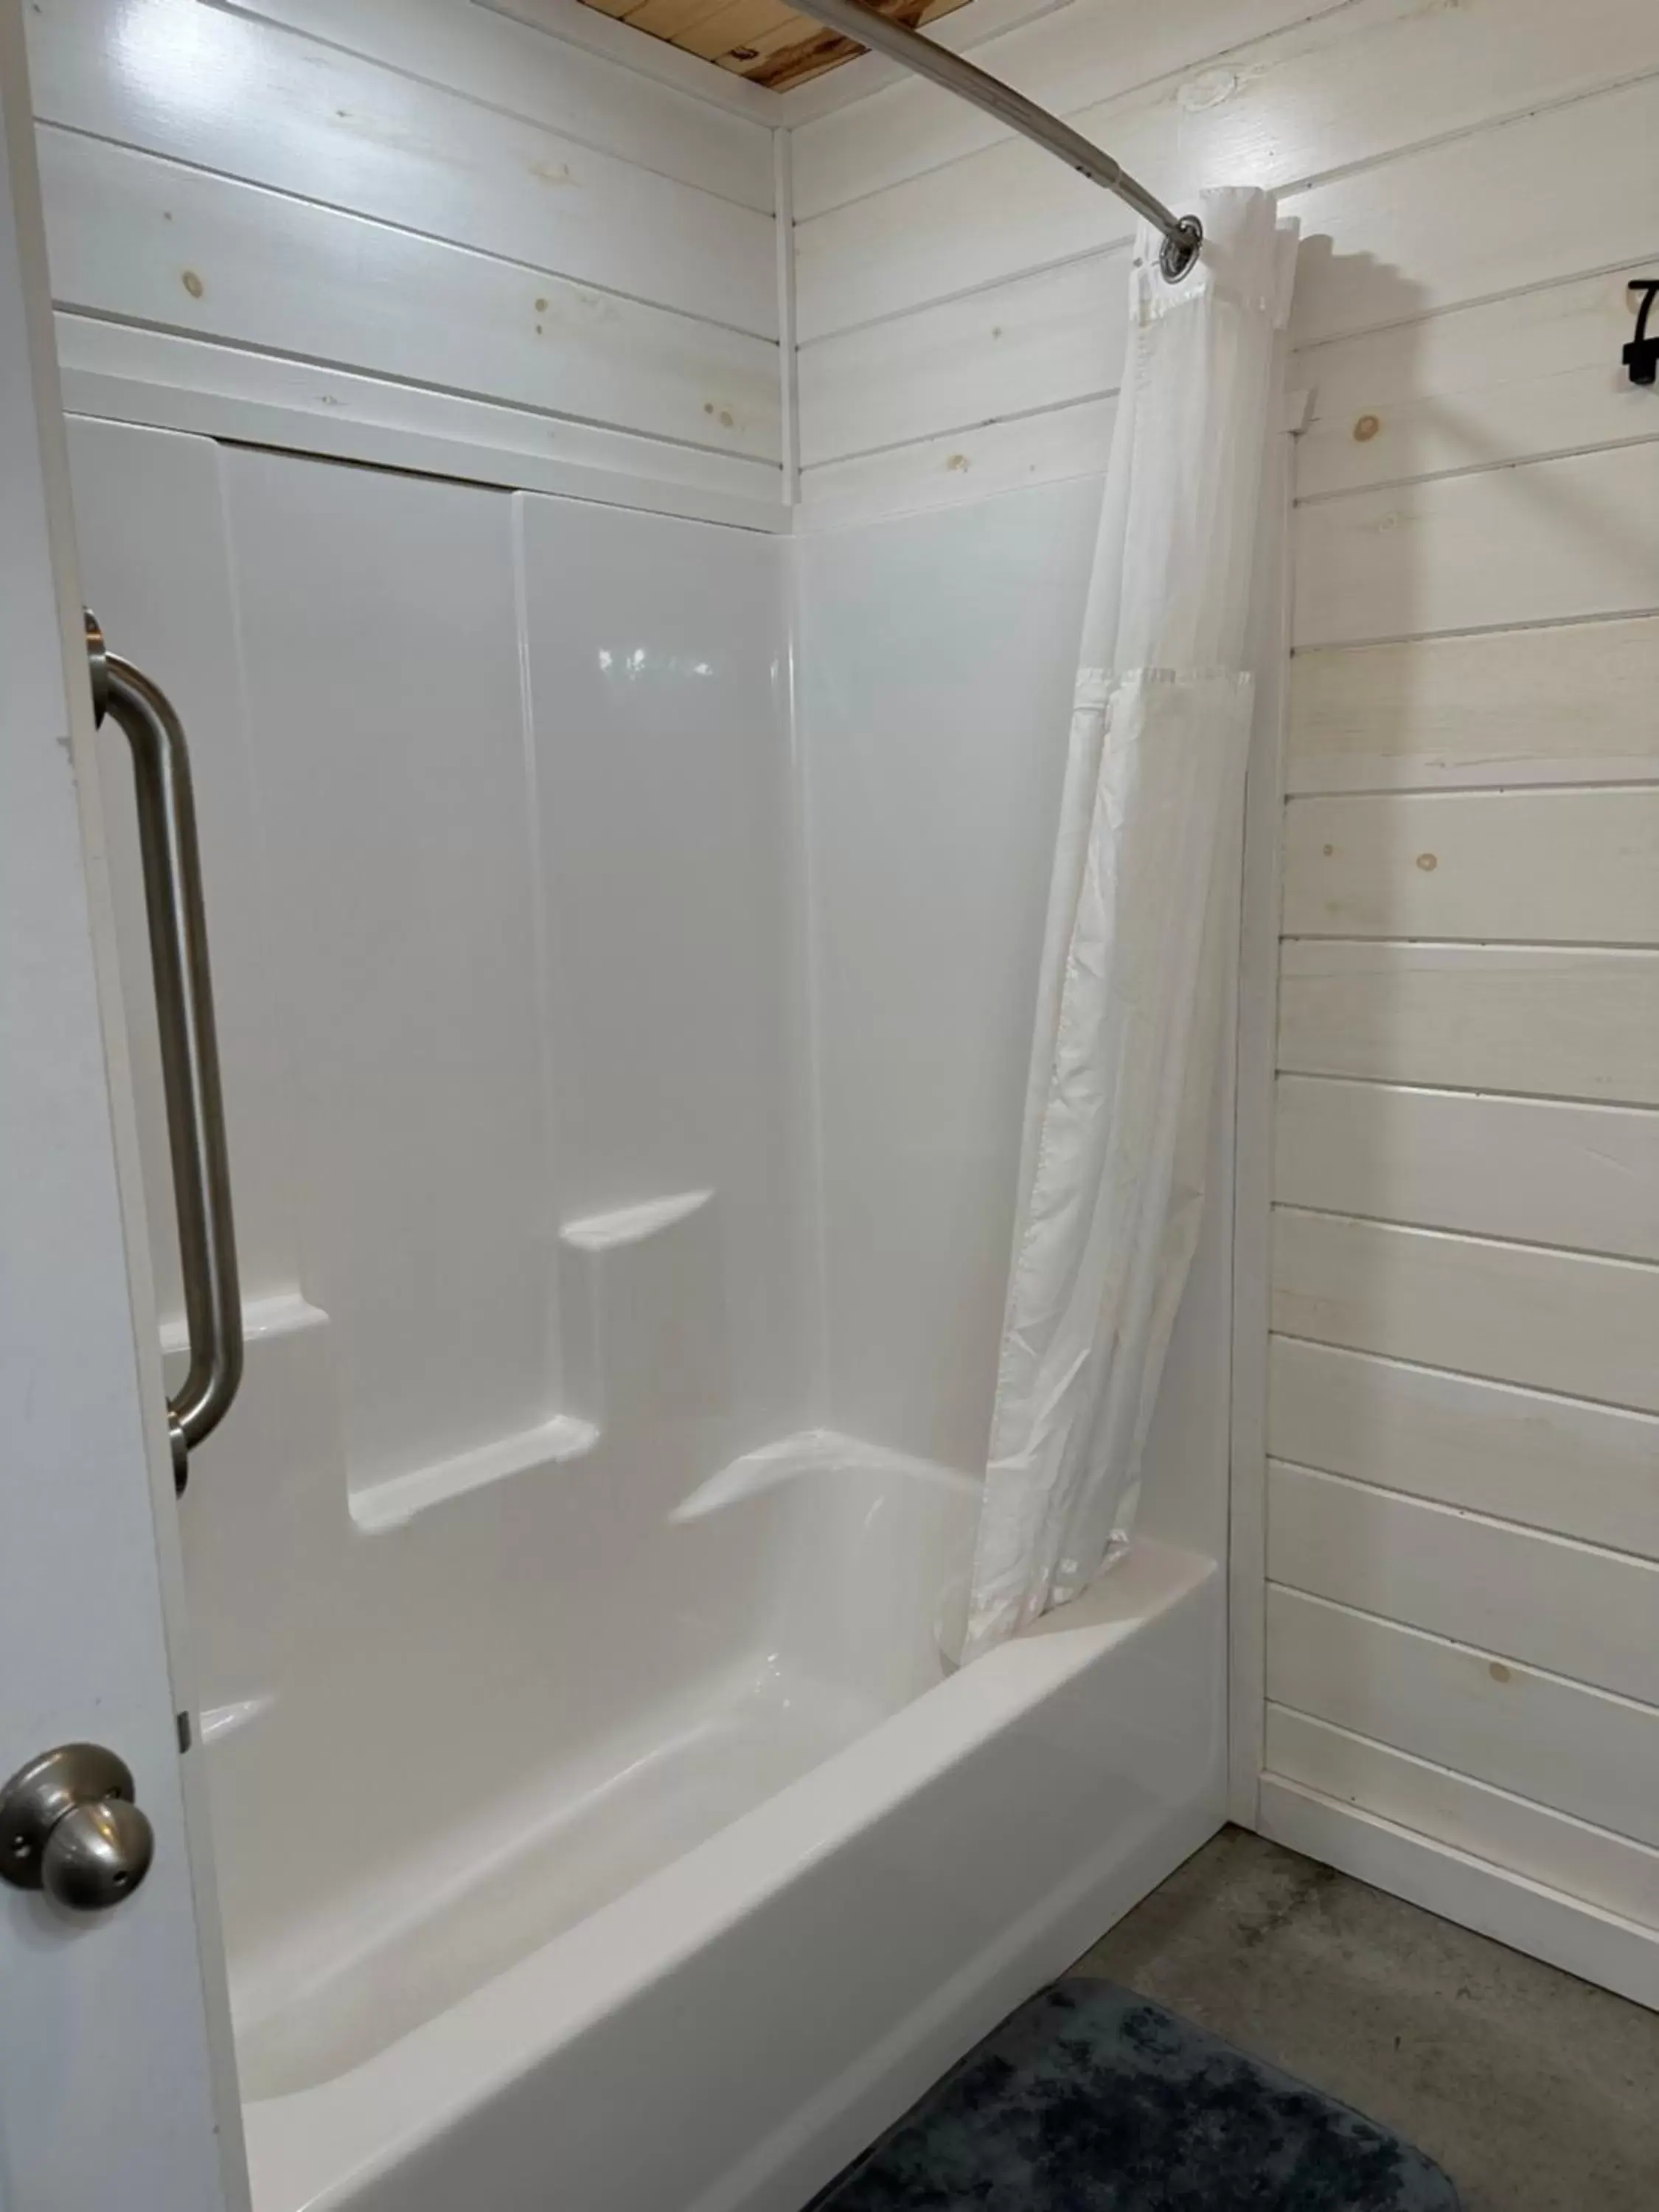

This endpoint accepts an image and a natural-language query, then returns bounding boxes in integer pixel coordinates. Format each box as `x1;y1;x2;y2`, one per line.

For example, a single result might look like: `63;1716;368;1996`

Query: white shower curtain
963;188;1296;1663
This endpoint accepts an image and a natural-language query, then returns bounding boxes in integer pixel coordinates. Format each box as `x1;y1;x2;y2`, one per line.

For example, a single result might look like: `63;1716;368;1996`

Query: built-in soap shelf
560;1187;713;1251
171;1190;718;1544
349;1413;600;1534
347;1188;717;1532
199;1694;274;1747
178;1192;728;1753
160;1287;328;1368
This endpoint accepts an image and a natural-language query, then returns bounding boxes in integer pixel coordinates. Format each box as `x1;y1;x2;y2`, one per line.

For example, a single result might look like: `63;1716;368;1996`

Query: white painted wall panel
798;8;1659;344
1287;618;1659;796
1293;272;1652;501
1267;1462;1659;1706
27;0;782;507
797;254;1129;470
1287;77;1659;344
227;0;776;207
1264;1708;1659;1936
799;396;1116;530
1265;1587;1659;1854
1272;1208;1659;1416
55;318;782;524
790;0;1338;218
1267;1337;1659;1562
1294;440;1659;649
29;0;777;337
1276;943;1659;1106
1273;1077;1659;1263
804;250;1658;508
39;131;780;463
1281;790;1659;946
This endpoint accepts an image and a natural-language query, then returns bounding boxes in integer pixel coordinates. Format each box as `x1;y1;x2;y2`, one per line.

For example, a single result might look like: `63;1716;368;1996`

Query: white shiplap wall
787;0;1659;2004
787;0;1659;522
28;0;785;526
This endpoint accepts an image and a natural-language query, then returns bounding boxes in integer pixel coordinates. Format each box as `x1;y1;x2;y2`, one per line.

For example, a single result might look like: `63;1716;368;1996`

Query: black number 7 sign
1625;279;1659;387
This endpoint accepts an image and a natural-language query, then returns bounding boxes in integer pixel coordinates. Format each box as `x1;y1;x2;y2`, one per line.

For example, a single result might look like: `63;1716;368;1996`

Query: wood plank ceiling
575;0;973;92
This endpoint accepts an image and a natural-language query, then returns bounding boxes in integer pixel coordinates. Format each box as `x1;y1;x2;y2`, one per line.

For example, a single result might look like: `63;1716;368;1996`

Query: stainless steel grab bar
87;611;243;1493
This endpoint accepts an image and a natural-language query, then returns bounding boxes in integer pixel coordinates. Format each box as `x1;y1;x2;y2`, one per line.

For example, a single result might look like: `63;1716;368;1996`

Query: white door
0;12;248;2208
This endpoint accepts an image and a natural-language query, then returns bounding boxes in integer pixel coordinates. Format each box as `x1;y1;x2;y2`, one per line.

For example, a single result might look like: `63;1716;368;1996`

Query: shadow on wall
1295;242;1654;647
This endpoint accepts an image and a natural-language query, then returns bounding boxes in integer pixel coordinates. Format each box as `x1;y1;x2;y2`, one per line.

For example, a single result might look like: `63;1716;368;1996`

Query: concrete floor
1073;1826;1659;2212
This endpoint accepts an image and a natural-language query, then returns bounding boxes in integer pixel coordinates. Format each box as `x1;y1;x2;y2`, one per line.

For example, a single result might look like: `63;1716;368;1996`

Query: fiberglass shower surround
53;2;1292;2201
767;0;1297;1658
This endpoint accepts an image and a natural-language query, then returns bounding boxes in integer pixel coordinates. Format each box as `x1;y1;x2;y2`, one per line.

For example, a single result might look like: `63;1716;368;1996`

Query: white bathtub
204;1373;1223;2212
81;432;1234;2212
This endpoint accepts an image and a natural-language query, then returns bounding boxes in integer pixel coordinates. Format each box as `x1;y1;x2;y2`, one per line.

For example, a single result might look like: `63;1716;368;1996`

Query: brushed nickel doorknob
0;1744;155;1912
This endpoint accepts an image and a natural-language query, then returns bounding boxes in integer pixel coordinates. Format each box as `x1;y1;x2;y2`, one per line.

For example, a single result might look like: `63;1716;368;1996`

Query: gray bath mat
816;1979;1460;2211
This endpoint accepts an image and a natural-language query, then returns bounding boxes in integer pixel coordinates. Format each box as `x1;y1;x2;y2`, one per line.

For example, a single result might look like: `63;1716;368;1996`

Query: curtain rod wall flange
785;0;1203;280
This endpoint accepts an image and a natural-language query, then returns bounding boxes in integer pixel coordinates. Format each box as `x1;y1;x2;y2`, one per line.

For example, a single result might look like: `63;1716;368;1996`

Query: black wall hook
1626;279;1659;387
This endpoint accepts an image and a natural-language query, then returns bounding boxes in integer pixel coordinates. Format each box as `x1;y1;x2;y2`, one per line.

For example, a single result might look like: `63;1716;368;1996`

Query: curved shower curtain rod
786;0;1204;281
